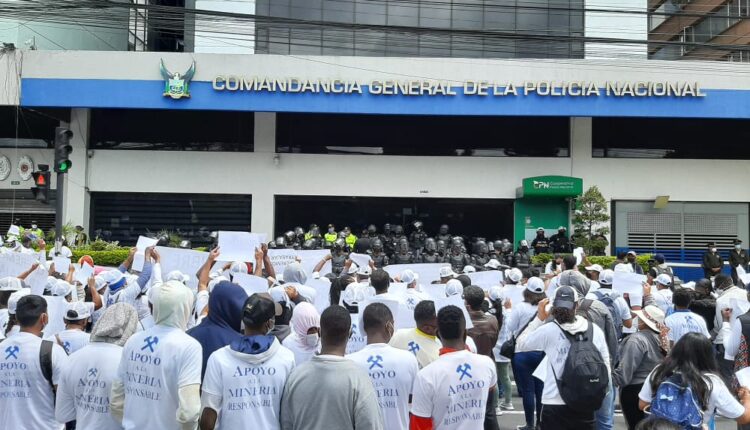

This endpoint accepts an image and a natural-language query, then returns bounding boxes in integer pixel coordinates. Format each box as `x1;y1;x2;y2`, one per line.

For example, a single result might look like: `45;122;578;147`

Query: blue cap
654;254;665;264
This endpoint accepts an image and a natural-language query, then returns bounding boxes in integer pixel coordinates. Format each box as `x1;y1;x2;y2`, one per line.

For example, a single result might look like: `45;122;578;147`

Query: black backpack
551;322;609;412
593;290;622;339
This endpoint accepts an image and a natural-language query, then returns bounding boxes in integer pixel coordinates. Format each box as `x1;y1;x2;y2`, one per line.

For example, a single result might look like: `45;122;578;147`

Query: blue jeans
595;379;614;430
513;351;545;427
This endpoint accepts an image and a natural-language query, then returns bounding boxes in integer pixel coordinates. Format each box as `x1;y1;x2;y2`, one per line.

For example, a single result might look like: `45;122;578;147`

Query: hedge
532;253;652;274
72;249;131;267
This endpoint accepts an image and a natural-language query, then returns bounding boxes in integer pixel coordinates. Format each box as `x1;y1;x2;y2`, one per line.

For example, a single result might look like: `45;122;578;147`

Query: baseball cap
166;270;190;284
439;266;456;278
8;289;31;314
627;250;637;256
463;266;476;274
0;277;22;292
553;286;577;309
489;286;503;301
537;227;545;232
655;274;672;286
653;254;666;264
585;264;603;273
65;301;91;321
506;268;523;283
357;265;372;277
526;277;545;293
51;280;73;297
484;259;502;270
242;293;282;327
599;269;614;286
445;279;463;296
400;270;416;285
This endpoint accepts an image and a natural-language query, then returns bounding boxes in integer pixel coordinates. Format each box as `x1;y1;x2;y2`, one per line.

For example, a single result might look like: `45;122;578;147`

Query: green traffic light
57;160;72;172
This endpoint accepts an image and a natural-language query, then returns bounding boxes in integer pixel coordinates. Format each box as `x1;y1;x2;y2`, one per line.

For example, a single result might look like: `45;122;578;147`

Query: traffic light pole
54;171;64;253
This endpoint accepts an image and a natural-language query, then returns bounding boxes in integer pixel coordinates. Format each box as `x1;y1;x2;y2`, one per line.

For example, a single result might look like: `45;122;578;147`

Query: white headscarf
289;302;320;352
151;280;195;331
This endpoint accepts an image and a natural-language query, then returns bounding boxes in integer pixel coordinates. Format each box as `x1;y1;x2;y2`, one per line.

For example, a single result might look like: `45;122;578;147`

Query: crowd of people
2;226;750;430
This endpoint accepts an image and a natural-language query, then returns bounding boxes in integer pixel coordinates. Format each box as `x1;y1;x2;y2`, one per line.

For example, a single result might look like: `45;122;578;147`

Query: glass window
277;113;570;157
0;107;67;148
355;0;386;25
89;109;254;151
593;117;750;159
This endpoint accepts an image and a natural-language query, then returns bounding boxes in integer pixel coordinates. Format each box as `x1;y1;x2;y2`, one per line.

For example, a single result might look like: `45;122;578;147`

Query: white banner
383;263;447;286
468;271;504;292
0;252;39;278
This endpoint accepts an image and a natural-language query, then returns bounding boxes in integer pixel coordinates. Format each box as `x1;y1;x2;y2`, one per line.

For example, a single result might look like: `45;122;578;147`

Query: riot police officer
274;236;287;249
513;240;532;269
293;226;305;248
342;226;357;251
380;223;395;255
531;227;549;255
436;239;448;259
499;240;514;267
354;225;376;253
409;221;428;251
447;237;472;273
391;237;415;264
324;224;338;248
549;226;571;253
435;224;452;244
393;225;406;245
472;240;491;269
369;238;390;268
331;238;348;276
419;238;443;263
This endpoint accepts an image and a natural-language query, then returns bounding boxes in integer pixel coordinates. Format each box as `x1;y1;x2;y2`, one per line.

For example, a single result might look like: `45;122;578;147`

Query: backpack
551;322;609;412
593;290;622;339
649;374;704;430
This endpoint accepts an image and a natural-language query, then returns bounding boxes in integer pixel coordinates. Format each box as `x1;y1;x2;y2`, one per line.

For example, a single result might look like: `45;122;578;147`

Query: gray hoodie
613;330;663;387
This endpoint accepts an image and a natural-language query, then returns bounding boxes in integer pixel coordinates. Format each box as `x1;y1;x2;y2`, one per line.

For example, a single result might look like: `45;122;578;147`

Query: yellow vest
345;234;357;248
324;233;337;244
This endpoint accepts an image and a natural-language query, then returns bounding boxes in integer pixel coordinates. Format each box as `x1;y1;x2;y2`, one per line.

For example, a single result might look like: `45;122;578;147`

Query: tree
573;186;610;256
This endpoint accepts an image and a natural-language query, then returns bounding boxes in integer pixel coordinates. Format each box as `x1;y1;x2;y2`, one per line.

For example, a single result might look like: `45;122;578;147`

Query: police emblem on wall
160;59;196;100
0;155;10;181
17;155;34;181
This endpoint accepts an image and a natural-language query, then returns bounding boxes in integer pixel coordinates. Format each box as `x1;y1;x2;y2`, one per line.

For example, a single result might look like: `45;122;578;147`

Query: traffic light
54;127;73;173
31;164;50;203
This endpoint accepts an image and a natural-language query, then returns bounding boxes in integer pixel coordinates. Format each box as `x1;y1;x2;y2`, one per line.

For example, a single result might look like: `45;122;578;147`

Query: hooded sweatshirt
282;302;321;365
187;281;247;378
201;335;295;430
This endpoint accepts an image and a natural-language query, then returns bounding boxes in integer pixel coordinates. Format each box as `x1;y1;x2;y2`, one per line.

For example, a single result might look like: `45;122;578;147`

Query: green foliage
532;253;652;273
71;249;130;267
86;238;122;251
573;186;610;256
45;222;77;244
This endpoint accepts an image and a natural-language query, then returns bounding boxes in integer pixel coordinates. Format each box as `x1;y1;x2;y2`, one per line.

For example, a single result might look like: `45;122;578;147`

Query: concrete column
570;117;592;177
251;112;276;237
61;108;90;230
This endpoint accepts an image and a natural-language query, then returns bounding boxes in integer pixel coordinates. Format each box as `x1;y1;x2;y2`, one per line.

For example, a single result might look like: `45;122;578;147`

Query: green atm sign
520;176;583;198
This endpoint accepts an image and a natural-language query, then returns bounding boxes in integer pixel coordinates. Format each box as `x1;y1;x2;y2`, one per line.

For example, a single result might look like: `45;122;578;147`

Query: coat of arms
160;59;196;99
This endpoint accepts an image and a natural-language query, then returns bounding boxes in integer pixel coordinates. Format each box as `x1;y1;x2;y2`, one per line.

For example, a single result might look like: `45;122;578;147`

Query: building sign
160;59;196;99
519;176;583;198
211;76;706;98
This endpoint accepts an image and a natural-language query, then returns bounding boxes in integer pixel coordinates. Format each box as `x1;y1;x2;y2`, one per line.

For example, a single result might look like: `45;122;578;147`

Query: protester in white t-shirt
638;332;750;426
651;274;674;314
390;300;442;369
282;302;321;366
411;305;497;430
399;270;428;311
110;280;202;430
0;294;68;430
348;302;419;430
664;288;710;345
0;276;23;340
200;293;294;430
48;301;92;354
55;303;139;430
4;288;31;338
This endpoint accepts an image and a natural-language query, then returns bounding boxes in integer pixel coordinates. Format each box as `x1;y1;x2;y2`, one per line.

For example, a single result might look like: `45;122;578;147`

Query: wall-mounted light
654;195;669;209
273;153;280;166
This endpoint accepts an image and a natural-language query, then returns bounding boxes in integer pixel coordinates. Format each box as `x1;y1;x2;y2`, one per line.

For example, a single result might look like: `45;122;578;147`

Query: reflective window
89;109;254;151
277;113;570;157
0;107;67;148
593;117;750;159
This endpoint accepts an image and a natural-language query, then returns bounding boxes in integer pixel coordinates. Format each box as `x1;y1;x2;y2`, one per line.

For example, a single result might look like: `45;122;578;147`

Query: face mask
736;245;742;250
31;225;37;229
304;333;319;347
711;248;717;253
328;229;334;233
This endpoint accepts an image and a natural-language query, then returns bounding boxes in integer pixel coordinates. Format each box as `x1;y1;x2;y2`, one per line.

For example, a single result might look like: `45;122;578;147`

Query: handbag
499;312;537;358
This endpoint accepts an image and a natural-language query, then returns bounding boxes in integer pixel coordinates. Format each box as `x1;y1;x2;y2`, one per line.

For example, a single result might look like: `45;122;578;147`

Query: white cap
93;275;108;291
51;280;73;297
44;276;57;292
400;269;416;285
445;279;463;296
526;277;545;293
439;266;456;278
627;250;637;256
269;286;290;304
599;269;614;286
230;262;249;274
208;276;228;293
489;286;503;301
463;266;476;274
52;246;73;258
506;268;523;283
99;269;125;286
484;259;502;269
585;264;603;273
655;274;672;286
8;289;31;314
65;301;91;321
614;263;634;273
519;240;529;247
0;277;22;292
166;270;190;284
357;265;372;276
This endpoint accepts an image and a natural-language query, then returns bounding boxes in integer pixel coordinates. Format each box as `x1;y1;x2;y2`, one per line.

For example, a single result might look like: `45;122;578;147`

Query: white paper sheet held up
156;246;208;291
132;236;158;272
350;253;372;272
468;271;503;292
305;278;332;314
435;294;474;330
26;266;49;295
73;262;94;286
502;285;526;308
737;367;750;388
573;247;585;266
7;225;20;236
383;263;446;286
53;257;71;275
613;272;646;297
218;231;263;263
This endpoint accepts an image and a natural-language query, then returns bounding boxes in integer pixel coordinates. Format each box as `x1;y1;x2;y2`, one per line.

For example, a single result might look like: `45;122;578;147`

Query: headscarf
187;281;247;376
151;280;195;331
289;302;320;352
90;303;138;347
283;262;308;285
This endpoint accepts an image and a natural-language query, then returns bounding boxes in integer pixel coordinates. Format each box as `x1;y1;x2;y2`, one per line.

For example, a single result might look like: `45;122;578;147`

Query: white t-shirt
0;331;68;430
639;370;744;425
346;316;368;355
664;310;711;343
55;342;124;430
389;328;442;370
519;317;610;405
411;349;497;430
347;343;419;430
48;329;91;355
118;325;203;430
404;289;429;311
653;288;673;314
201;343;295;430
282;335;320;366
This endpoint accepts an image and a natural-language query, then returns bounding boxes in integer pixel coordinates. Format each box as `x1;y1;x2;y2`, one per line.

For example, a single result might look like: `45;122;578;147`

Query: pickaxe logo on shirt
407;298;416;306
408;341;420;355
141;336;159;353
368;355;384;370
457;363;472;380
4;345;19;359
63;341;71;354
88;368;98;378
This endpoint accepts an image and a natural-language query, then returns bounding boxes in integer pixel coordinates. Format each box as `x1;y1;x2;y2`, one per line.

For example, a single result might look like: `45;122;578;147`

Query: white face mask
711;248;718;253
304;333;319;348
31;225;37;229
736;245;742;250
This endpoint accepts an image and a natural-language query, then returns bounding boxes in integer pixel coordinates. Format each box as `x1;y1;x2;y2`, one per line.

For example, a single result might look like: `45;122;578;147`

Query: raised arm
198;247;220;292
17;262;40;280
88;276;103;310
